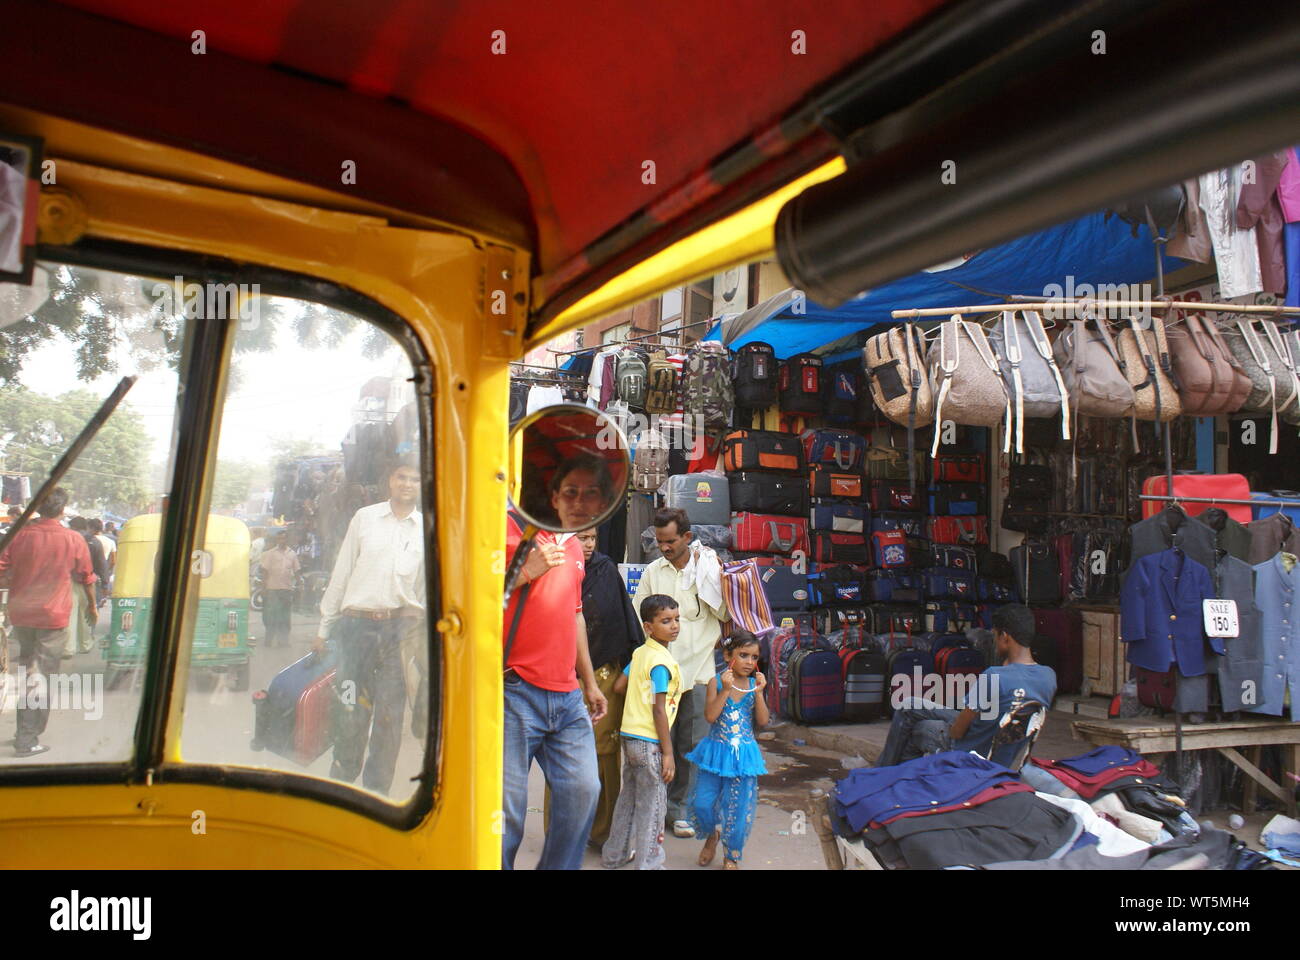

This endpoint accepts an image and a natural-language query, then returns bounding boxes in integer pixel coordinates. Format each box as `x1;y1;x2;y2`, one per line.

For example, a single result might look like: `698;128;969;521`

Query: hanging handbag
1052;318;1135;423
1260;319;1300;427
1116;315;1181;423
989;310;1071;454
1220;317;1300;453
864;322;932;490
927;316;1010;456
1166;313;1249;416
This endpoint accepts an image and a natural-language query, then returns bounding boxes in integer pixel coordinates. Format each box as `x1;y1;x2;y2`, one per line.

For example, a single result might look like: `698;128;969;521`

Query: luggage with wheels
664;473;730;526
251;651;337;766
1140;473;1252;524
841;645;889;722
1011;542;1061;605
788;646;846;724
1135;666;1176;713
1031;607;1083;695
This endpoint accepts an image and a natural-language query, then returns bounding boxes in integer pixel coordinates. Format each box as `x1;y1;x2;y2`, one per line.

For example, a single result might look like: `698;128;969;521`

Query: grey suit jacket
1128;508;1217;572
1215;555;1263;713
1194;509;1252;563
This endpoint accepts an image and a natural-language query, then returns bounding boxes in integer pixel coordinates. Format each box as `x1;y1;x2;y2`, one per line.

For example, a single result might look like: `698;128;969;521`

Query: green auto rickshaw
105;513;252;690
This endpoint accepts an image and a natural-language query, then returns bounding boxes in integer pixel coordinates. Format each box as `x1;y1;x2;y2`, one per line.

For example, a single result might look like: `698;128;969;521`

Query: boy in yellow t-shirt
600;594;682;870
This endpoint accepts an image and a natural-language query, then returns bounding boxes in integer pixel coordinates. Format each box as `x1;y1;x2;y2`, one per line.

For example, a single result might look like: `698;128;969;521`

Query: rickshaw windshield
0;260;435;811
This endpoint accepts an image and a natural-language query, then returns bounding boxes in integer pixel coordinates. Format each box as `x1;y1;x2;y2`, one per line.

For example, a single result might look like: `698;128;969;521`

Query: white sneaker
673;820;695;838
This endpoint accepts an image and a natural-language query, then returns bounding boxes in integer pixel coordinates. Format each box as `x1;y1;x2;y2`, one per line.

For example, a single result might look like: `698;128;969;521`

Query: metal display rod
891;300;1300;319
1139;494;1297;508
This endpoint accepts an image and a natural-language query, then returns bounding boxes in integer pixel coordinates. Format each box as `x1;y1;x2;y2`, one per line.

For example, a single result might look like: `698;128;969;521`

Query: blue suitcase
1250;490;1300;524
788;648;846;724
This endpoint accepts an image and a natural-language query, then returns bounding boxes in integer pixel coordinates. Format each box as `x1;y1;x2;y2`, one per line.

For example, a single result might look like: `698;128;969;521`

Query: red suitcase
1140;473;1252;523
293;667;337;765
1032;607;1082;695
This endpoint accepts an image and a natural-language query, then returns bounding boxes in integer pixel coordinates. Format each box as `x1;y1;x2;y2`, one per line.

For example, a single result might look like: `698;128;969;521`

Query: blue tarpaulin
705;213;1186;357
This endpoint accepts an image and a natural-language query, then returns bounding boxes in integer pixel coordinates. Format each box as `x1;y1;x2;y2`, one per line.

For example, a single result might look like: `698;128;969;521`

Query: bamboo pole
890;300;1300;319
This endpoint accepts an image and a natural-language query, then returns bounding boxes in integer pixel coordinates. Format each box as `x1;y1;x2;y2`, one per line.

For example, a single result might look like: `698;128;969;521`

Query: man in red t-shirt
0;488;97;757
502;453;612;870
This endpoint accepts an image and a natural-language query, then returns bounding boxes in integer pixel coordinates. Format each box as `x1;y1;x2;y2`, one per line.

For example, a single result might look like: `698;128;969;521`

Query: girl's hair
723;629;760;654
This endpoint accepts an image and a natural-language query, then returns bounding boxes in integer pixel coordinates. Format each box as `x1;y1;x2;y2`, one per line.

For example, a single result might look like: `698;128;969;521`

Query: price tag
1202;598;1239;639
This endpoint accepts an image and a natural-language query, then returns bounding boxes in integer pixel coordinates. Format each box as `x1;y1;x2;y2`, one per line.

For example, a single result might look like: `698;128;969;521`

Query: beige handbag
1052;318;1135;420
927;316;1010;456
1116;315;1181;422
1220;317;1300;452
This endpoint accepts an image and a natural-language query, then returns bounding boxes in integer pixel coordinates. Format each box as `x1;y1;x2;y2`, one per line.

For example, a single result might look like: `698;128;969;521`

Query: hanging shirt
1278;146;1300;223
525;384;563;415
1247;554;1300;721
317;501;425;639
1199;166;1262;299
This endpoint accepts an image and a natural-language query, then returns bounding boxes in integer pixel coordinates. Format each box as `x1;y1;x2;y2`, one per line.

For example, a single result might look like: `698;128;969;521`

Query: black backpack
779;353;824;416
733;342;778;409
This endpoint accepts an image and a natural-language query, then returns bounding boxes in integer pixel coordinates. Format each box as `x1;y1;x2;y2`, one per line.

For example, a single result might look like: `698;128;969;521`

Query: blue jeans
502;676;600;870
876;699;959;767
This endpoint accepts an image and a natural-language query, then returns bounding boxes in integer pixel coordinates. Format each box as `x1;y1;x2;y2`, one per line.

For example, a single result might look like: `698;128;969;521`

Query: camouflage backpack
681;340;735;431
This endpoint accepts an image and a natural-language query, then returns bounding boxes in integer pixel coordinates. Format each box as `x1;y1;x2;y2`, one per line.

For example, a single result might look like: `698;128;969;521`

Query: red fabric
0;518;96;629
51;0;947;274
503;518;584;692
1029;757;1163;799
869;779;1034;828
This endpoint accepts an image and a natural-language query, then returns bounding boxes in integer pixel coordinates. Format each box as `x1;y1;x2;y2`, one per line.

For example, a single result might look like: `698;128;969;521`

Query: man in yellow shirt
632;507;729;838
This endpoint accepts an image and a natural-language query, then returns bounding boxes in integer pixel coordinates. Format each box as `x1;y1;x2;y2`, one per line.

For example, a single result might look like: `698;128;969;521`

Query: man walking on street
316;457;426;795
502;453;611;870
260;530;300;647
632;507;728;839
0;488;97;757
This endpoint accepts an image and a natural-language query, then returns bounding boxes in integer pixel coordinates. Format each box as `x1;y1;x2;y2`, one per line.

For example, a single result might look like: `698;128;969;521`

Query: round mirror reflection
508;404;630;532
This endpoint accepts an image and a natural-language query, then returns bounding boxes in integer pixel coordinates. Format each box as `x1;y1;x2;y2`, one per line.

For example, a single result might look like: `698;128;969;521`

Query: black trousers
330;617;407;795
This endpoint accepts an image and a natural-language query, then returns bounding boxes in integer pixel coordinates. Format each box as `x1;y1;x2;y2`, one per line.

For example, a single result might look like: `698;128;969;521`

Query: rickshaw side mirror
502;404;631;603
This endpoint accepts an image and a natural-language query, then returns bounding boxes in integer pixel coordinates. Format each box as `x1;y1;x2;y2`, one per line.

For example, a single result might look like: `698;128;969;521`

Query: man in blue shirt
877;604;1056;766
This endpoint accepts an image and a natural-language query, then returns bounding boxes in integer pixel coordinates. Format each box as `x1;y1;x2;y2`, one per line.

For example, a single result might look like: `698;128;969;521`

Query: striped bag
721;559;776;635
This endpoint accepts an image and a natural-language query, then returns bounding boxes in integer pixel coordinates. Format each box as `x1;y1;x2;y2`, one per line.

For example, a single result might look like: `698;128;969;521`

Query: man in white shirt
314;457;425;795
89;519;116;605
632;507;729;838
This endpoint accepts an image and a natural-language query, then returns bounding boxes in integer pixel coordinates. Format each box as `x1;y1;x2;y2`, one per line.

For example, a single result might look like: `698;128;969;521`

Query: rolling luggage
1032;607;1083;695
767;620;825;718
722;429;805;473
841;646;889;721
1140;473;1252;523
251;651;337;766
809;498;867;534
885;645;934;713
1012;542;1061;605
731;513;808;556
729;472;809;516
748;556;810;610
1135;666;1176;713
788;647;845;724
664;473;730;526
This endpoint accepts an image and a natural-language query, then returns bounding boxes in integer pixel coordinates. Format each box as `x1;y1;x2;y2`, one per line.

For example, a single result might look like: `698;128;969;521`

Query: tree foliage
0;385;153;513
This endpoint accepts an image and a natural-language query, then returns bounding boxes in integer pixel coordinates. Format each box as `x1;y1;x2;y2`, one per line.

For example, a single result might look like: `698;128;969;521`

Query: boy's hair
992;603;1036;647
723;629;760;654
640;593;679;624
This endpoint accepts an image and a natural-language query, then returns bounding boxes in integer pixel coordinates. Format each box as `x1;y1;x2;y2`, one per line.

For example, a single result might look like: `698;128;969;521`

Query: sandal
723;859;739;870
698;830;719;867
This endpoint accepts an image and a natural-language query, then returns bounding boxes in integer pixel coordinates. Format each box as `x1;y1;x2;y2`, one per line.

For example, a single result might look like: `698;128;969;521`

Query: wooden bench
1071;717;1300;819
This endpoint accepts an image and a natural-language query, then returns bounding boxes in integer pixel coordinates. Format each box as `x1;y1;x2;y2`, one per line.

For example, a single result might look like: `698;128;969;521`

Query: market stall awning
707;212;1187;356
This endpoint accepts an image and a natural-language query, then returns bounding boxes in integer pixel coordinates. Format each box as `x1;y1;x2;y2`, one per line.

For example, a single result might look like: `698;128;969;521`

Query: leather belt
343;607;420;621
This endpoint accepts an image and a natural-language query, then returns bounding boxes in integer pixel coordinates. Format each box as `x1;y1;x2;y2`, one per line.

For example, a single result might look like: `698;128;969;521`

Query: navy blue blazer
1120;548;1220;676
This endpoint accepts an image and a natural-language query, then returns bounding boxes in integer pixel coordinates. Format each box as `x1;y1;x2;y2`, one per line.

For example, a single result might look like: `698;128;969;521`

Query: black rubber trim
0;238;442;833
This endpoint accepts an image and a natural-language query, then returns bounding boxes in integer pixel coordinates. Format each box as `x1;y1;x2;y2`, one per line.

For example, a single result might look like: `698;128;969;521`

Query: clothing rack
547;317;717;357
1139;494;1296;509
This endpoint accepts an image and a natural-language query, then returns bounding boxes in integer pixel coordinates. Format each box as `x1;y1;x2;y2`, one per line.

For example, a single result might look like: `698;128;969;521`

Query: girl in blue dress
687;630;769;869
